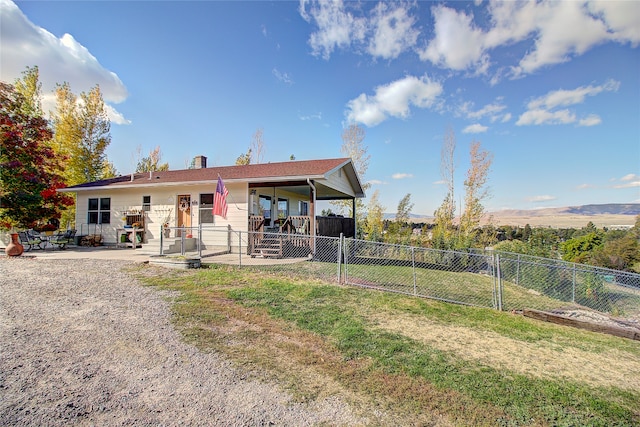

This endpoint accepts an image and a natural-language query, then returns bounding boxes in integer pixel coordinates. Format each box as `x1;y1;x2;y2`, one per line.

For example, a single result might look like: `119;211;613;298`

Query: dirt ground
0;257;365;426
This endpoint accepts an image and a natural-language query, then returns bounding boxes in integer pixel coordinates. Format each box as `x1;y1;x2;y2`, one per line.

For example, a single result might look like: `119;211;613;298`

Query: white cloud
367;3;419;59
346;75;443;126
517;79;618;126
416;1;640;77
527;79;619;110
458;98;510;124
526;195;557;202
392;173;413;180
299;0;366;59
576;183;594;190
419;5;488;71
578;114;602;127
298;111;322;121
463;123;488;134
0;0;129;123
272;68;294;84
516;109;576;126
588;1;640;44
613;181;640;189
613;173;640;189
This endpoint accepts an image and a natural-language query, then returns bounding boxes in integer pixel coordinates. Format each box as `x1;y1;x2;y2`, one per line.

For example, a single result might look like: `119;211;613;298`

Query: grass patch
131;263;640;426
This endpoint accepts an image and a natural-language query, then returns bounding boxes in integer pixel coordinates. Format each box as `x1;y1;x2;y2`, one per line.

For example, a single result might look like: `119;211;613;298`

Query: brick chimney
194;155;207;169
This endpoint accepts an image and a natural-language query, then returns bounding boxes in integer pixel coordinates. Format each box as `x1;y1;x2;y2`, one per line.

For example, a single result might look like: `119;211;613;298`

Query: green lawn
132;263;640;427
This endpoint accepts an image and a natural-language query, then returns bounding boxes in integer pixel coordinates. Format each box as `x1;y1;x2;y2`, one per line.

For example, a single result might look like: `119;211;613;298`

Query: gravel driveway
0;258;364;426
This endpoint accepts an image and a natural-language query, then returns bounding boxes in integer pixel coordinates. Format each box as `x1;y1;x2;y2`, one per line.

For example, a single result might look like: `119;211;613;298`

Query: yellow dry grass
372;313;640;391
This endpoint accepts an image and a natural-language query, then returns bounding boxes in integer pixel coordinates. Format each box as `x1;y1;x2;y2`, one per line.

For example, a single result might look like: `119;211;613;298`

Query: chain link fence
158;228;640;322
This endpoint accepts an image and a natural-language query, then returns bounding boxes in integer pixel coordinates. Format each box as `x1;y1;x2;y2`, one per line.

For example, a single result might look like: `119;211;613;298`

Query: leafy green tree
14;66;43;117
387;193;413;243
527;228;559;258
52;83;112;185
235;148;251;165
395;193;413;224
136;145;169;172
588;218;640;271
77;85;111;183
101;159;119;179
560;232;603;263
0;82;73;229
363;190;384;241
493;239;531;255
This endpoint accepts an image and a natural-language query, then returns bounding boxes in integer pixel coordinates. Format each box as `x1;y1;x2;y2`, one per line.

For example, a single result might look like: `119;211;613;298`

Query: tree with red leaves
0;81;73;230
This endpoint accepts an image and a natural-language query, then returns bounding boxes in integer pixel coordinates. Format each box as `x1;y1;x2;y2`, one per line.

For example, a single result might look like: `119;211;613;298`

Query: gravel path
0;258;364;426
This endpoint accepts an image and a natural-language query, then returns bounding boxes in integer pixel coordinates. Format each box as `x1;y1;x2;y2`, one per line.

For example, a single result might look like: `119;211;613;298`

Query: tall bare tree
332;124;371;228
432;126;457;249
250;127;265;164
460;141;493;240
340;124;370;179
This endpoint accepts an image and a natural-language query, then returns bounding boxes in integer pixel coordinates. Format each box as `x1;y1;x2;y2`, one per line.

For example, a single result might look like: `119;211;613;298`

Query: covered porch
246;177;360;258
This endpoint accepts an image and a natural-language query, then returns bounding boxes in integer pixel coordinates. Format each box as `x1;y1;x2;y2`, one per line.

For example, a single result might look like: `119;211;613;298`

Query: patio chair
49;229;76;250
18;231;43;251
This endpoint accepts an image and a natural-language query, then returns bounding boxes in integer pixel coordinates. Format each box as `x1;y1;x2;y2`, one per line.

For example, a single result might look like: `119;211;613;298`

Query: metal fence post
198;223;202;258
496;253;503;311
412;247;417;296
160;226;164;256
572;264;576;304
238;231;242;267
491;251;497;309
337;233;343;284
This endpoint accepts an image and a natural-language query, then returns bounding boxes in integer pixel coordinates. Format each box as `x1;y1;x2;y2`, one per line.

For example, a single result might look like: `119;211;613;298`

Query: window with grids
88;197;111;224
199;193;214;224
142;195;151;212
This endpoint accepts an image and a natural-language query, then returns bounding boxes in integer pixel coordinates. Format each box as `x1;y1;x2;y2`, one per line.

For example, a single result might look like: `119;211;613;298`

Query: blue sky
2;0;639;216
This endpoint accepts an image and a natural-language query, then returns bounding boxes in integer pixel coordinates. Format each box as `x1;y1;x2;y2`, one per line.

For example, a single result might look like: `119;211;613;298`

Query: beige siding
323;168;356;197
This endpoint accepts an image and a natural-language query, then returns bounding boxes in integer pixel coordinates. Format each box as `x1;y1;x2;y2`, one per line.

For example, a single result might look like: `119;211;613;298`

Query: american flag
213;176;228;219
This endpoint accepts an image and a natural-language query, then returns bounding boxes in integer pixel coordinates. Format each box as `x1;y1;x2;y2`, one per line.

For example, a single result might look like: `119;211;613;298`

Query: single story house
59;156;365;257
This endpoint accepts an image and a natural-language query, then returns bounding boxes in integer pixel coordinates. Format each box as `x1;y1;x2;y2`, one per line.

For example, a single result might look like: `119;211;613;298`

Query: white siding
74;182;249;245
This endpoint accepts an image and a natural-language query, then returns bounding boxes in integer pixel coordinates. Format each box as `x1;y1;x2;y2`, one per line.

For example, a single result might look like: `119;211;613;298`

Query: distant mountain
383;203;639;227
491;203;640;217
387;203;639;220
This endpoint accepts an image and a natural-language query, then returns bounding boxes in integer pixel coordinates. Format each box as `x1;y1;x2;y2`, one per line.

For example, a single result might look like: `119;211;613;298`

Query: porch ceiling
250;181;355;200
